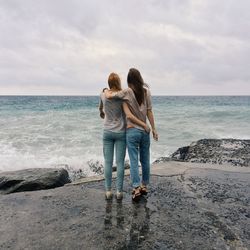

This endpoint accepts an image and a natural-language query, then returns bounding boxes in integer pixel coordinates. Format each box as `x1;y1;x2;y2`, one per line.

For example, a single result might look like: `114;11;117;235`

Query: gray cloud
0;0;249;95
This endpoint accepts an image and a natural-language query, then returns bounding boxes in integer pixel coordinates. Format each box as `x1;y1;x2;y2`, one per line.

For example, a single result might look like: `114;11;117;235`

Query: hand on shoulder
104;89;113;98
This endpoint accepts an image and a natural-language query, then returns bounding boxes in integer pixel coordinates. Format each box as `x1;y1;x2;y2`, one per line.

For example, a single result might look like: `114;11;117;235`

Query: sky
0;0;249;95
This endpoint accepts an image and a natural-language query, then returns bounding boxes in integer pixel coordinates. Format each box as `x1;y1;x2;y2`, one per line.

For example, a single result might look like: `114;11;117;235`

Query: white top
100;92;126;132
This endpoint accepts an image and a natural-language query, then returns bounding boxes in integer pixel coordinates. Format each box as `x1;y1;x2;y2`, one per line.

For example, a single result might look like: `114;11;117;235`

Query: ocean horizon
1;95;249;178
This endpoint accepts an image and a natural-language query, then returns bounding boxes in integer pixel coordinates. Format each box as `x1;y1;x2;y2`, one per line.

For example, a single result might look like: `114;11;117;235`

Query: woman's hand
143;124;151;133
104;89;113;99
152;129;158;141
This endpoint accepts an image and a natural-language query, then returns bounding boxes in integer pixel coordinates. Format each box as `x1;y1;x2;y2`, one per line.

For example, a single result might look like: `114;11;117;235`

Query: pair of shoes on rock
105;191;123;200
140;185;148;195
132;185;148;202
132;186;141;202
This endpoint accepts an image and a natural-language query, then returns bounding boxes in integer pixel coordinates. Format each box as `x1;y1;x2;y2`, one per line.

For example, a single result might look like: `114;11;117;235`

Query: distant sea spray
0;96;249;178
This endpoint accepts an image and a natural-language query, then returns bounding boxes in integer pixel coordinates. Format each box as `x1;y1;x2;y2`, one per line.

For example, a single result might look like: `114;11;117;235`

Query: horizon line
0;94;250;97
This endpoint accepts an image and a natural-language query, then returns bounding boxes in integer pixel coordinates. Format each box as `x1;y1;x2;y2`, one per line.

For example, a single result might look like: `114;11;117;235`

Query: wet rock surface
0;167;249;249
171;139;250;166
0;168;70;194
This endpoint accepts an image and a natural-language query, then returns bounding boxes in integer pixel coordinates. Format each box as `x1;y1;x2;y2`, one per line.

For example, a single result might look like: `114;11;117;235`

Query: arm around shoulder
104;88;129;99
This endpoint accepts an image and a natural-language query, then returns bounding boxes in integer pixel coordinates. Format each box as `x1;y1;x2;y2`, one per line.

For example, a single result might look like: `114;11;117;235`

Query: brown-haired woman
105;68;158;201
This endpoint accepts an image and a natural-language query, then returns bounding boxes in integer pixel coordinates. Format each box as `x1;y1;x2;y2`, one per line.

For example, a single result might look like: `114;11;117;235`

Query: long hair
127;68;146;105
108;73;121;91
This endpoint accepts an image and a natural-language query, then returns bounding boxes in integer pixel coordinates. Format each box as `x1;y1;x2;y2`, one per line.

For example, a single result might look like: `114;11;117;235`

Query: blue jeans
103;130;126;192
126;128;150;188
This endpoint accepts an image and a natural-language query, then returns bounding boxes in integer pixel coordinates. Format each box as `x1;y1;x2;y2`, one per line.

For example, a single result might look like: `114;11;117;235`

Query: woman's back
100;92;126;132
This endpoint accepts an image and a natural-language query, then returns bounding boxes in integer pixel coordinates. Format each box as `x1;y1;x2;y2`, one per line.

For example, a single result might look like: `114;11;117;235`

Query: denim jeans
103;130;126;192
126;128;150;188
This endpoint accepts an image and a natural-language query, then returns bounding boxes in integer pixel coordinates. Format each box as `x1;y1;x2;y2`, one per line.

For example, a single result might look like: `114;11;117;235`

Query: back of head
127;68;145;105
108;73;121;91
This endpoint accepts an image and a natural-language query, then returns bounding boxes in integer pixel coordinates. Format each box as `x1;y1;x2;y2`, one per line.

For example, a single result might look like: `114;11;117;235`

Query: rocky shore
155;139;250;167
0;139;249;249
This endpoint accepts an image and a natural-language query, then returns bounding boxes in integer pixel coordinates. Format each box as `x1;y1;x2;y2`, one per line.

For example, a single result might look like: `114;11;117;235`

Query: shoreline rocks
170;139;250;166
0;168;70;194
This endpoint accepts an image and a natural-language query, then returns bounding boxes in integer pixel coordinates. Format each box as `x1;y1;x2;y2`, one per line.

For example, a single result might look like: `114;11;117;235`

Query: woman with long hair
105;68;158;201
99;72;150;200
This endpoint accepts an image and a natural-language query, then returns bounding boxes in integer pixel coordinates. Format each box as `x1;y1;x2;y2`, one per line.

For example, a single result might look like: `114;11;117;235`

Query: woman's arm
104;89;129;99
147;109;158;141
123;102;150;133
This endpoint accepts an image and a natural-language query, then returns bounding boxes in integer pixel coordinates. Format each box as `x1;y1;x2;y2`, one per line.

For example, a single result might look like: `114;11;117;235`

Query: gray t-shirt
100;92;126;132
111;87;152;131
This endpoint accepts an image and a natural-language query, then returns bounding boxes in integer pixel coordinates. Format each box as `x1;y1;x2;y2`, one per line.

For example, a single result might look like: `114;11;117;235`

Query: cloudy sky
0;0;249;95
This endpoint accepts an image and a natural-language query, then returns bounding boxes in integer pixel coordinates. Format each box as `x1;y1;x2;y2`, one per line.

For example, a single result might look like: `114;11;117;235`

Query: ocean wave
1;96;250;177
0;142;104;177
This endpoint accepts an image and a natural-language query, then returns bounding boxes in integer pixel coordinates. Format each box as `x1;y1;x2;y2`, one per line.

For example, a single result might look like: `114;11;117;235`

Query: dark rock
170;139;250;166
153;157;171;164
173;146;190;160
0;168;70;194
88;160;104;175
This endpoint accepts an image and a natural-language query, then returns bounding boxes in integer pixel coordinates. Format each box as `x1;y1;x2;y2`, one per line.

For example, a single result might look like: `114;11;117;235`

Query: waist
103;129;126;134
126;123;144;131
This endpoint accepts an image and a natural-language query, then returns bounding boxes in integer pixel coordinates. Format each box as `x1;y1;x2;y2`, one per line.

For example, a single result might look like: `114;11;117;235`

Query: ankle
116;191;123;200
105;191;113;200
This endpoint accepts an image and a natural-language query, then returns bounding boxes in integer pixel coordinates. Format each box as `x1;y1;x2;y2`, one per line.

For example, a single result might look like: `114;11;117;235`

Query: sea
0;96;249;178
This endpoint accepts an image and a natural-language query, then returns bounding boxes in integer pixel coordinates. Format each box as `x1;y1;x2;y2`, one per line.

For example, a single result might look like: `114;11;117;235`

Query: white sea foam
0;141;104;176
